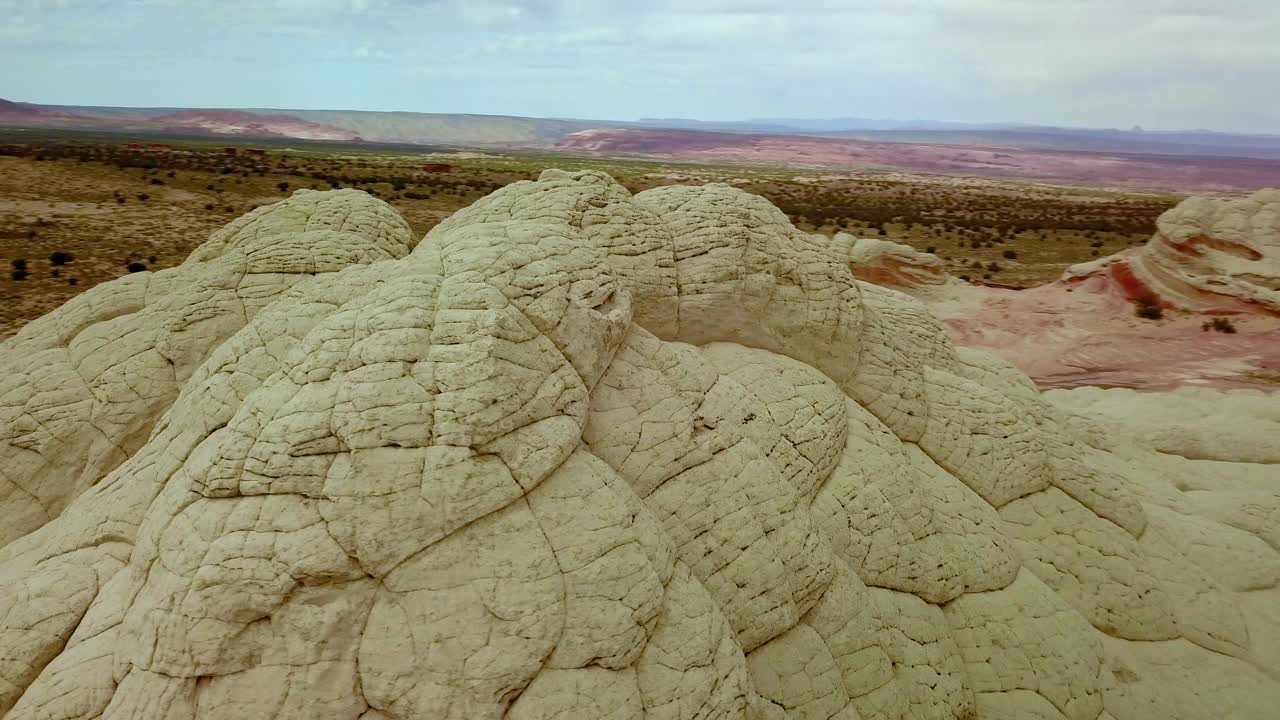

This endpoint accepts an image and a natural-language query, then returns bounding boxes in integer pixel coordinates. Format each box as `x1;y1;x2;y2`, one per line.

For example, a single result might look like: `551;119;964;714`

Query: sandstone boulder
0;172;1276;720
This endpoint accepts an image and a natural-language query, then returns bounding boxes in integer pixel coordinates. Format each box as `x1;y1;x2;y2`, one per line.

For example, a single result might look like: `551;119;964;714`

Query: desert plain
0;128;1278;720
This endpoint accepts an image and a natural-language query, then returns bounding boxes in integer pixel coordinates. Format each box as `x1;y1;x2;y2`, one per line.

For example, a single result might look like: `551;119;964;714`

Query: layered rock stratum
1062;189;1280;315
874;189;1280;390
0;172;1277;720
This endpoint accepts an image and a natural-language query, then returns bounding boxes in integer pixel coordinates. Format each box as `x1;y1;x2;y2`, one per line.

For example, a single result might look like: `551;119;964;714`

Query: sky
2;0;1278;133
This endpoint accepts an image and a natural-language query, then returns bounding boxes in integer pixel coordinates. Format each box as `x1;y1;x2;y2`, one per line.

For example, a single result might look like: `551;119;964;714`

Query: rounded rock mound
1064;188;1280;314
0;172;1277;720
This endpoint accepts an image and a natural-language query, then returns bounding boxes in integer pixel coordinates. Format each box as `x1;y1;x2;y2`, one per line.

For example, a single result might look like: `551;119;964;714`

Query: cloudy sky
2;0;1277;132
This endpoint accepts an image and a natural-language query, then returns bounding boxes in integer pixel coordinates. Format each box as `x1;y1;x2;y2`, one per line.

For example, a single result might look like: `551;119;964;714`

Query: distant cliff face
0;98;611;146
152;110;363;141
5;99;1280;190
557;127;1280;192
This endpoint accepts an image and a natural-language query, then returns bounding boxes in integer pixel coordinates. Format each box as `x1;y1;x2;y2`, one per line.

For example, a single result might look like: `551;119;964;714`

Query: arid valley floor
0;130;1179;339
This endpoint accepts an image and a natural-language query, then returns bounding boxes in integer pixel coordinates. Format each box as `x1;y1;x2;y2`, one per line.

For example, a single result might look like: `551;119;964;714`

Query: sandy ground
0;157;232;336
0;146;1178;339
0;155;454;339
923;279;1280;391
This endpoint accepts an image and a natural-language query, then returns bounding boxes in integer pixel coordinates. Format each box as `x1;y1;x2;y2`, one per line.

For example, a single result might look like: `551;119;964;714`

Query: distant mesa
0;99;47;117
556;127;1280;193
153;109;363;141
5;98;1280;191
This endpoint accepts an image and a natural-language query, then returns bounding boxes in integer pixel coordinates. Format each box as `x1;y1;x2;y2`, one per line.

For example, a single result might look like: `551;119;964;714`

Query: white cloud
0;0;1276;132
353;44;391;60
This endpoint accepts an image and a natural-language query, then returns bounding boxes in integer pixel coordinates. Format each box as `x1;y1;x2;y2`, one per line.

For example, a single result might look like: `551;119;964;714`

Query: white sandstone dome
0;172;1276;720
0;187;415;548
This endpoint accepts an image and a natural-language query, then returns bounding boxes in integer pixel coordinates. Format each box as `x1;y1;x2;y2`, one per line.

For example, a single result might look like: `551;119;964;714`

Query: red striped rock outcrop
1062;189;1280;315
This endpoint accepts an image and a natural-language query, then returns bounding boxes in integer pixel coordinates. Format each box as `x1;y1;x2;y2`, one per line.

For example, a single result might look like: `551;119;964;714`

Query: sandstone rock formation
0;172;1277;720
1047;385;1280;464
828;234;948;288
891;189;1280;390
1063;188;1280;315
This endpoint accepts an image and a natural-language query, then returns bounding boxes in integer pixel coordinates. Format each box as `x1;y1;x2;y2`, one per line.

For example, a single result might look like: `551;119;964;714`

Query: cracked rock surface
1;171;1277;719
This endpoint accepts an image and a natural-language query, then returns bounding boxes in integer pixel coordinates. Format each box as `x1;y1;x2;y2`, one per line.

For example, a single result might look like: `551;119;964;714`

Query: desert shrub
925;246;937;254
1134;294;1164;320
986;262;1001;272
68;277;78;286
126;262;147;273
277;182;289;192
49;251;73;266
1002;250;1017;259
12;259;27;271
148;255;157;264
116;196;126;204
12;269;28;280
136;193;150;201
205;203;215;210
1201;317;1237;334
150;178;165;185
